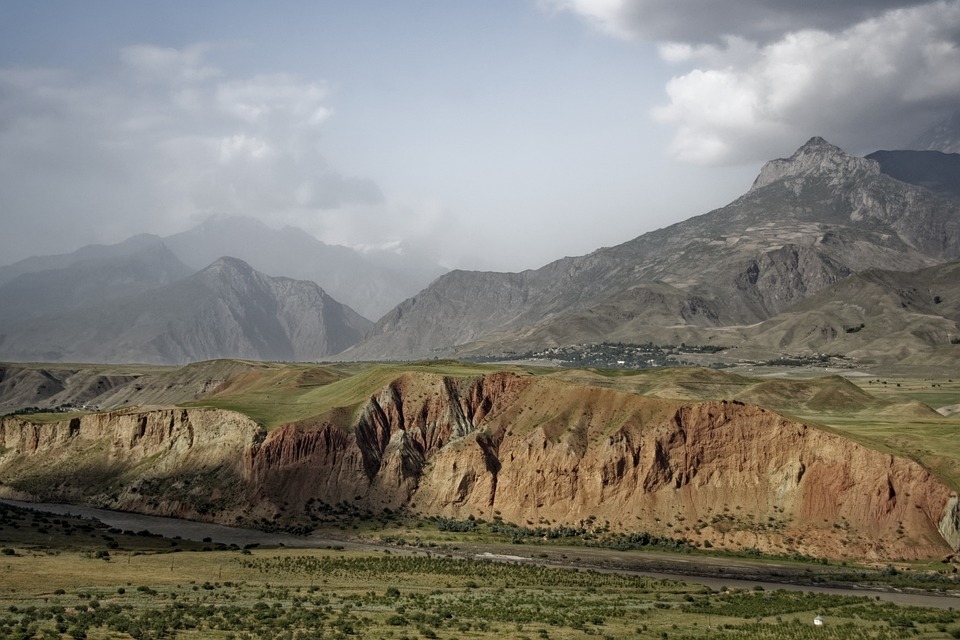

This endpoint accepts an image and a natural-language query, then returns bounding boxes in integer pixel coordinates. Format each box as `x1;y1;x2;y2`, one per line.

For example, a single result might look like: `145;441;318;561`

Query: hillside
745;259;960;366
345;138;960;361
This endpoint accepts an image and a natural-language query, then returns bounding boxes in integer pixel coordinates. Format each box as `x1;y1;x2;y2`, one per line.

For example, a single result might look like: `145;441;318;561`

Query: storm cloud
550;0;960;164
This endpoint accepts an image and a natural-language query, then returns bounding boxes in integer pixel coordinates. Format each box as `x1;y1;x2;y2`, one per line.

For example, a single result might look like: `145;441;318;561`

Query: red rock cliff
2;374;957;561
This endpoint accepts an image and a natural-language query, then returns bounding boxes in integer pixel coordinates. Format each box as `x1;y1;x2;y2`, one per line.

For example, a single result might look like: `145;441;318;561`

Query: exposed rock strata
1;373;956;561
0;408;262;519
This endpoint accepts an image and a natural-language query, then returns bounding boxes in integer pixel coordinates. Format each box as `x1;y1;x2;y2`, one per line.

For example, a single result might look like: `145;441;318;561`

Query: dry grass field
2;503;960;639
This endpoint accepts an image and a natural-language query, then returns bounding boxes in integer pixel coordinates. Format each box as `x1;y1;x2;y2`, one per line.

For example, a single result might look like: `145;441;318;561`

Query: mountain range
910;110;960;155
1;137;958;367
0;217;445;364
0;217;446;324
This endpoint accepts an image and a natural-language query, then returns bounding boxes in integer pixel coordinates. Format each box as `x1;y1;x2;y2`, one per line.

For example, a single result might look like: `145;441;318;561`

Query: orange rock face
2;372;957;561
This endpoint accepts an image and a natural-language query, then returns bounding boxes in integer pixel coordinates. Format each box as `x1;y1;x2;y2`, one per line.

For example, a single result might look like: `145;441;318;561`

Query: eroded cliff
1;372;956;561
0;407;263;520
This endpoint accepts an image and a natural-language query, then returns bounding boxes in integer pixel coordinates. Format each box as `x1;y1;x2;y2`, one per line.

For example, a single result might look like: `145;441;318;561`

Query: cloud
549;0;960;164
0;45;392;262
653;2;960;163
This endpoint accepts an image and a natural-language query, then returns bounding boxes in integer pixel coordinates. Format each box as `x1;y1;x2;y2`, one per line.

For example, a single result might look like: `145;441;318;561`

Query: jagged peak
750;136;880;192
797;135;838;151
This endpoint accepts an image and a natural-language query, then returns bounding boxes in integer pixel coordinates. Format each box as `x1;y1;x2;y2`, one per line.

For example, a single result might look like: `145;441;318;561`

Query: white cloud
215;75;331;126
218;134;274;163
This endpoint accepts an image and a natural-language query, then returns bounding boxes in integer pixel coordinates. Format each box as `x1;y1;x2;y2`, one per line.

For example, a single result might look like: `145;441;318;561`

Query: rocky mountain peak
750;136;880;192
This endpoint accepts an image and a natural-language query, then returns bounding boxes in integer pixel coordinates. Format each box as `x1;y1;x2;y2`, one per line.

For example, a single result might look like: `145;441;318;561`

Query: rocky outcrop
415;393;956;561
750;137;881;192
1;373;957;561
244;372;529;513
941;495;960;552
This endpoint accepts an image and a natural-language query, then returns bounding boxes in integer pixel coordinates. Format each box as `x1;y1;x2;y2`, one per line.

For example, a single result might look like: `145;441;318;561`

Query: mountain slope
163;216;446;320
345;138;960;360
746;259;960;365
0;257;372;364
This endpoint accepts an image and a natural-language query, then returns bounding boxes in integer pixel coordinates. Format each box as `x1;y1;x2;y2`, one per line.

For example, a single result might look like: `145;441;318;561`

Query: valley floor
4;500;960;610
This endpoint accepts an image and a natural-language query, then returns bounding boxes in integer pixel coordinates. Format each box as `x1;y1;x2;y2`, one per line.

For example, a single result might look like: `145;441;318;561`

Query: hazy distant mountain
344;137;960;360
163;216;446;320
0;257;372;364
866;149;960;200
0;236;192;327
0;234;184;288
910;111;960;154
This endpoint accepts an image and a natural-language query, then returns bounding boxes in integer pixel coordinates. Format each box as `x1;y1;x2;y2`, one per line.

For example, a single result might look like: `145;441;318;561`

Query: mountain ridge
0;216;449;323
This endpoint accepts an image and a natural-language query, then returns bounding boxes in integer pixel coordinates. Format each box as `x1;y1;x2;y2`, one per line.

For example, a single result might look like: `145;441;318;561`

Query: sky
1;1;959;272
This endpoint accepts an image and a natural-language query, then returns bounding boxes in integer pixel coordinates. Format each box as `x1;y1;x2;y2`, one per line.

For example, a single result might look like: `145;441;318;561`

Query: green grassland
1;502;959;640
